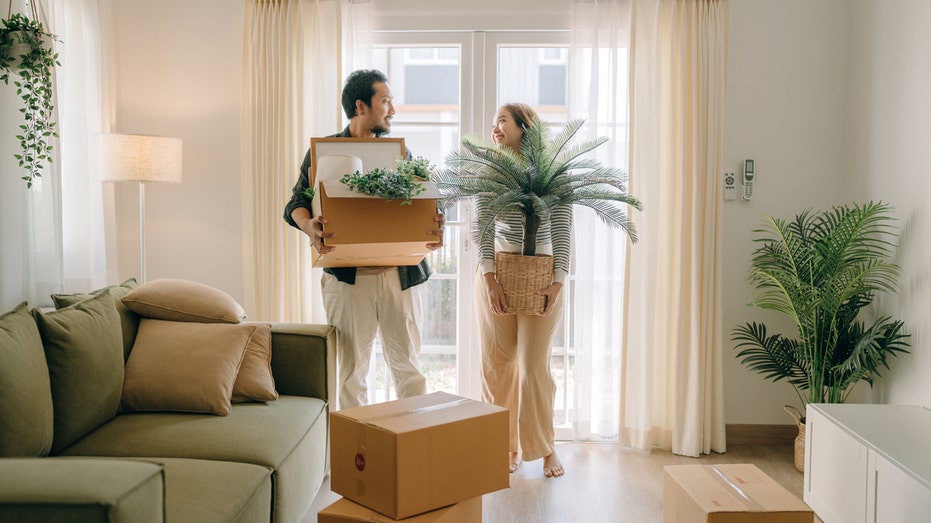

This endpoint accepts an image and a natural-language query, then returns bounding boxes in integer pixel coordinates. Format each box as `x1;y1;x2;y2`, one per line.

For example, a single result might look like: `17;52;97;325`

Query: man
283;69;444;409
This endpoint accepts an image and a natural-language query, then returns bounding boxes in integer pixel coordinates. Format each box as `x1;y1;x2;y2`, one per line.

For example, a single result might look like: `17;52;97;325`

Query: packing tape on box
708;465;765;511
356;397;472;424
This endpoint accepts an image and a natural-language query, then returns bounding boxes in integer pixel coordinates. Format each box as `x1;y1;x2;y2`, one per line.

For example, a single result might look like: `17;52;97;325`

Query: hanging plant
0;6;61;189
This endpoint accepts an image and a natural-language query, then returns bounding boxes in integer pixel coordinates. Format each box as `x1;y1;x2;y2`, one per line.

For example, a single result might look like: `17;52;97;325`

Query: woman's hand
484;272;508;315
535;282;563;317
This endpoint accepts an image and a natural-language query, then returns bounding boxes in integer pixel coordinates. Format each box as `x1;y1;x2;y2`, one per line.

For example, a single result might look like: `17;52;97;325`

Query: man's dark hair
341;69;389;120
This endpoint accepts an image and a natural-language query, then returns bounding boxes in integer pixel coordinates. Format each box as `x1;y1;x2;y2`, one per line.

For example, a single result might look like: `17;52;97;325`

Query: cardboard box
310;137;440;268
663;464;813;523
318;496;481;523
330;392;508;519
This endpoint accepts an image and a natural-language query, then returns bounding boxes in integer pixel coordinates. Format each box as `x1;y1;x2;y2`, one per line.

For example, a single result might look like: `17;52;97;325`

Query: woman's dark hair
341;69;389;120
500;103;539;137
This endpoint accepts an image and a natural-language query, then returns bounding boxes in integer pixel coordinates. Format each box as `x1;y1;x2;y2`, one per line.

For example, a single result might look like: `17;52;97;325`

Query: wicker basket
784;404;805;473
494;252;554;315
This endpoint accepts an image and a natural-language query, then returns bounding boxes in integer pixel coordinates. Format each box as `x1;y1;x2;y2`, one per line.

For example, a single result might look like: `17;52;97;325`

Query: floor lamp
101;133;183;283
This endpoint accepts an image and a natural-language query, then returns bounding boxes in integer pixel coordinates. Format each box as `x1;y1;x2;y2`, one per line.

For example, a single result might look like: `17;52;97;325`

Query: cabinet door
805;409;869;523
869;451;931;523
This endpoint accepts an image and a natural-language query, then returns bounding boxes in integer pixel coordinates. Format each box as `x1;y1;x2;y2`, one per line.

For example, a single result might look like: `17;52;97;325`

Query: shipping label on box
318;496;481;523
309;138;440;268
663;464;813;523
330;392;509;520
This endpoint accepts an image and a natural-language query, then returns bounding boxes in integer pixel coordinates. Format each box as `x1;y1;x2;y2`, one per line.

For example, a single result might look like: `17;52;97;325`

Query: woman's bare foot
508;451;521;473
543;451;564;478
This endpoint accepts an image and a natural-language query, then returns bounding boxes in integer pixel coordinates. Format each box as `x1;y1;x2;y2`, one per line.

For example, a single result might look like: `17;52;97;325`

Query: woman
475;103;571;478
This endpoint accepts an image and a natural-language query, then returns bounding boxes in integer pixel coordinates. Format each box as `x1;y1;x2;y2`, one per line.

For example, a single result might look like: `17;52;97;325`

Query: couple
283;69;566;478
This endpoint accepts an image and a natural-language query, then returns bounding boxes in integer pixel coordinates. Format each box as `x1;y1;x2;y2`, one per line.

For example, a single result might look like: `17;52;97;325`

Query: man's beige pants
474;270;563;461
322;269;427;410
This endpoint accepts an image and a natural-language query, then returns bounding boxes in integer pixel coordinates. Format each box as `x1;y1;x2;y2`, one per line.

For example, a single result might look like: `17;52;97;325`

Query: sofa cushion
132;457;272;523
0;303;54;457
121;279;246;323
59;396;329;523
121;319;254;415
51;278;141;360
232;322;278;403
33;292;124;454
0;457;164;523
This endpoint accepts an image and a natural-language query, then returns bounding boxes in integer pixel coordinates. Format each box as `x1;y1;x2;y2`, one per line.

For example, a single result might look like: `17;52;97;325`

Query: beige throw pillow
232;322;278;403
121;279;246;324
122;319;256;415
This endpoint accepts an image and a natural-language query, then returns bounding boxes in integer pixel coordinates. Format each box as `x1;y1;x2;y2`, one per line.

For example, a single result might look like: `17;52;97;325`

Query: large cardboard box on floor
663;464;813;523
309;138;440;268
318;496;481;523
330;392;508;519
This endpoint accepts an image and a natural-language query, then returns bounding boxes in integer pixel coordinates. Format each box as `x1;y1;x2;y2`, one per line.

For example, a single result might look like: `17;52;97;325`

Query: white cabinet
804;404;931;523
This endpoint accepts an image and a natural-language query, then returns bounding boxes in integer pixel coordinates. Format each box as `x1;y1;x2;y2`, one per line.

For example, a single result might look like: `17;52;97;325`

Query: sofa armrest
269;323;336;405
0;458;164;523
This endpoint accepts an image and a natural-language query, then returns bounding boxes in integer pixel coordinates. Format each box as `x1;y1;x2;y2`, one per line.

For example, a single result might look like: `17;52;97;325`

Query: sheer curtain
48;0;116;294
243;0;369;322
567;0;632;442
242;0;305;322
623;0;729;456
0;0;113;310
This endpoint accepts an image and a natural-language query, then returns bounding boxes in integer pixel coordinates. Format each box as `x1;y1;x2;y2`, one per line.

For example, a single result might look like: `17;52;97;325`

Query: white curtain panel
625;0;729;456
567;0;633;442
0;0;113;310
48;0;116;294
242;0;306;322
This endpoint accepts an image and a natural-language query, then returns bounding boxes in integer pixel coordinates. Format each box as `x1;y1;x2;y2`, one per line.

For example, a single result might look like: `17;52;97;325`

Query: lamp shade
101;133;183;183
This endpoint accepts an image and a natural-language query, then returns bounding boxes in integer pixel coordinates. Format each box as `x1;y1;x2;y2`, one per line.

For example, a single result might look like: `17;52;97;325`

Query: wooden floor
305;441;812;522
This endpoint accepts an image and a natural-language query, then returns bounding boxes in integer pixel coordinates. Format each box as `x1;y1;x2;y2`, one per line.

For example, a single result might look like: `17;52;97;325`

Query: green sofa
0;282;336;523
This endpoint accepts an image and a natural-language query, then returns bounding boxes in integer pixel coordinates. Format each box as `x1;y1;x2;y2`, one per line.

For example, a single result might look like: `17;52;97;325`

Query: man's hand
426;212;446;251
309;215;336;253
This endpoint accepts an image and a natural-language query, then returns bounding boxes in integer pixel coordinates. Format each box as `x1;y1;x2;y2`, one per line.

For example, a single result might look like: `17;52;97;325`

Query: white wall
846;0;931;408
111;0;244;297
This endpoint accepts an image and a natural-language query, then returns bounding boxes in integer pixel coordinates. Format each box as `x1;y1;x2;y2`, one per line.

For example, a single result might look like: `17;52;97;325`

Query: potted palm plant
0;8;60;189
732;200;910;472
435;118;642;313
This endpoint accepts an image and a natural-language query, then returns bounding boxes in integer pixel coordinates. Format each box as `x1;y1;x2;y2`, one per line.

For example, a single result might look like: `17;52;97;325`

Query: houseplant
732;201;910;471
303;156;434;206
0;9;60;189
435;117;642;313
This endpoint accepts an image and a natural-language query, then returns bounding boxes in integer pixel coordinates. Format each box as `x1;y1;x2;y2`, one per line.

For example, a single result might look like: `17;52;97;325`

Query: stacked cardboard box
321;392;509;521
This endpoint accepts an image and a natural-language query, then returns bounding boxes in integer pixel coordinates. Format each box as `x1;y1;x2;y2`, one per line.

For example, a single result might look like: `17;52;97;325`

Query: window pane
497;46;568;124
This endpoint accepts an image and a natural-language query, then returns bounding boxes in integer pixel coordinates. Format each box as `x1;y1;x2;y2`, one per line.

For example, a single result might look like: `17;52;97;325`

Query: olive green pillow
0;303;54;457
232;322;278;403
51;278;140;360
33;291;124;454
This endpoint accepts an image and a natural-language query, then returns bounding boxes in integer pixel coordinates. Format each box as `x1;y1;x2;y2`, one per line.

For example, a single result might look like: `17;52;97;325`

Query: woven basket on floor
784;404;805;473
494;252;554;315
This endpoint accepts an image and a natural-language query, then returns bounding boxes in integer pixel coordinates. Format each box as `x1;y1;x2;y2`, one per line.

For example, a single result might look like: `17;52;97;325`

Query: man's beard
372;121;390;137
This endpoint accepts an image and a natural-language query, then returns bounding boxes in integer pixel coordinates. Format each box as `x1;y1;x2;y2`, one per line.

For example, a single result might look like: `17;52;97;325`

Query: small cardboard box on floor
663;464;813;523
329;391;508;520
309;138;440;268
318;496;481;523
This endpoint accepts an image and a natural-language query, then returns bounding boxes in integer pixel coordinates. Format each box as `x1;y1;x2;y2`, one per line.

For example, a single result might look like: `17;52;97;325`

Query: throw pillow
232;322;278;403
122;319;255;415
121;279;247;324
33;291;124;454
50;278;140;360
0;303;54;457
